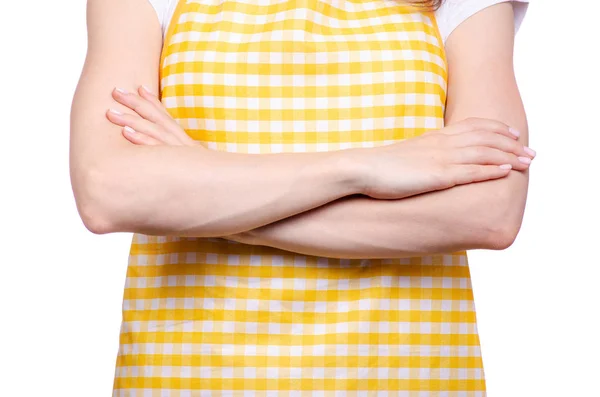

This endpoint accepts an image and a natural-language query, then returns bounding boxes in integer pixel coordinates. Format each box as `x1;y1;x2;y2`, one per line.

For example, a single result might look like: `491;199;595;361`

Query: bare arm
71;0;381;237
71;0;528;239
228;3;531;258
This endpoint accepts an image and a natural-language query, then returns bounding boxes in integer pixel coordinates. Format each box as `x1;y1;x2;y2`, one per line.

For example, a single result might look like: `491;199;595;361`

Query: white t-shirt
147;0;529;45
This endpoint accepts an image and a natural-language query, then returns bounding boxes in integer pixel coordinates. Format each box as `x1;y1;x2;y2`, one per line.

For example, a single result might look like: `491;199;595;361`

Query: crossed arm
70;0;530;258
224;4;531;258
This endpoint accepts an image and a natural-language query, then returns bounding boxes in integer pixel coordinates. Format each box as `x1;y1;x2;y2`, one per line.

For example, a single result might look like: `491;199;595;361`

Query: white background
1;0;599;396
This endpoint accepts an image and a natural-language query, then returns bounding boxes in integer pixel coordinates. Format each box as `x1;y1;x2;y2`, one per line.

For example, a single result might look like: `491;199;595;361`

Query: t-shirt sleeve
435;0;530;45
146;0;173;36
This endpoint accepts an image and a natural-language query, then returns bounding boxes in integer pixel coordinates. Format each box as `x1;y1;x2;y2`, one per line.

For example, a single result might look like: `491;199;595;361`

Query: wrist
332;148;371;196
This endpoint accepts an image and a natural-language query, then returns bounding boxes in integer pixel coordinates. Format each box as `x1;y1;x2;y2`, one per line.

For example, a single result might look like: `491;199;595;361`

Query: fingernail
123;126;136;135
509;127;520;138
141;85;154;95
115;87;128;94
499;164;513;170
524;147;536;157
108;108;123;115
518;156;532;165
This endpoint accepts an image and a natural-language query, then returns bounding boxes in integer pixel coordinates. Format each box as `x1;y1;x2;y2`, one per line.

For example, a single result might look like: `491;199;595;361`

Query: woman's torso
113;0;485;394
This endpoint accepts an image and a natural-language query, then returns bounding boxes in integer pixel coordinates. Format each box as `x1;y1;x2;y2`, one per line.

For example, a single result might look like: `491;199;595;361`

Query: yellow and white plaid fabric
113;0;486;395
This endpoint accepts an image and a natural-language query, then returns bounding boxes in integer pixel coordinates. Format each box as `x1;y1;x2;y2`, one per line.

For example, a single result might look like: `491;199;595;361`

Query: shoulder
435;0;530;45
145;0;178;38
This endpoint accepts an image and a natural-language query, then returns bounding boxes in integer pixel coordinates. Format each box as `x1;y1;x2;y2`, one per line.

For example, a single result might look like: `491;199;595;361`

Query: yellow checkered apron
112;0;486;395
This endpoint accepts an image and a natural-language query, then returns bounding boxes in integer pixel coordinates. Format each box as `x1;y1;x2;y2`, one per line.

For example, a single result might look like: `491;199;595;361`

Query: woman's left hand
105;85;201;147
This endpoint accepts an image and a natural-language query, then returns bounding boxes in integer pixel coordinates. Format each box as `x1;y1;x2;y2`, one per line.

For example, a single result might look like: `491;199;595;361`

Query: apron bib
113;0;486;394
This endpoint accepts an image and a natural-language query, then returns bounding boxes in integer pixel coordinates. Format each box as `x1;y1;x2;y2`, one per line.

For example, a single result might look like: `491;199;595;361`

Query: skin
71;0;532;258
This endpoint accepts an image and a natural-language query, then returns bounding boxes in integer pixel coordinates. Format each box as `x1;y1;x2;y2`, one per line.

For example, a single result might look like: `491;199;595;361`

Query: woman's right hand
352;117;536;199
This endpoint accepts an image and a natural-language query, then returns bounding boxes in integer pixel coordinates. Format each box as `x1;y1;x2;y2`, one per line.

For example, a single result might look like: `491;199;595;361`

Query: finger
454;131;536;159
106;108;182;146
449;164;512;186
112;87;171;125
138;85;169;114
122;126;163;146
444;117;519;140
456;147;531;171
114;87;195;145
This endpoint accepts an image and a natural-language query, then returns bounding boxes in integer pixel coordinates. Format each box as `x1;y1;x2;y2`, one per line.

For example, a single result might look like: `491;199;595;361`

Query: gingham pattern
112;0;486;394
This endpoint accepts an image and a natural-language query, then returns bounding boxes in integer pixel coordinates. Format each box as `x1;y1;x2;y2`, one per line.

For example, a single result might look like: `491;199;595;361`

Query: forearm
233;108;529;258
84;144;363;236
234;167;527;259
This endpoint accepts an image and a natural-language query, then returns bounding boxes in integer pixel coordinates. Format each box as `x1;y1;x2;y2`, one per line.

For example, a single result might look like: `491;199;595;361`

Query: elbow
470;173;529;251
80;203;113;235
72;164;118;235
481;198;526;251
484;219;522;250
